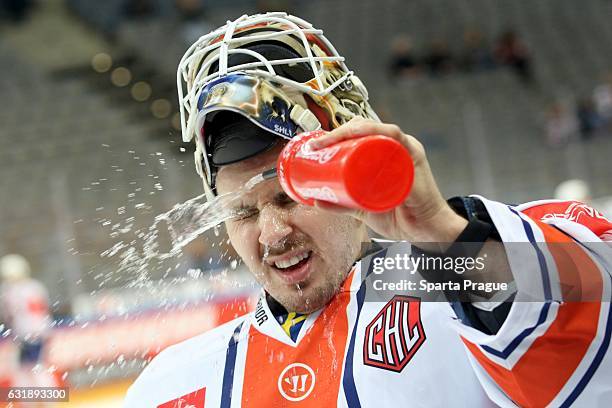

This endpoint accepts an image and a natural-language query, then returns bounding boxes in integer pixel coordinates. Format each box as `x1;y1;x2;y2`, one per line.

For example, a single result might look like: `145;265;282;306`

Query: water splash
153;191;240;258
101;170;274;284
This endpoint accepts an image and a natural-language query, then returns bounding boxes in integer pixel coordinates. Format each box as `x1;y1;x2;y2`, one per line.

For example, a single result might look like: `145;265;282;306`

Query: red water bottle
277;130;414;213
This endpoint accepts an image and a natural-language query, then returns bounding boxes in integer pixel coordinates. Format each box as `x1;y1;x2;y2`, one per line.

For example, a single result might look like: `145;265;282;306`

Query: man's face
216;143;366;313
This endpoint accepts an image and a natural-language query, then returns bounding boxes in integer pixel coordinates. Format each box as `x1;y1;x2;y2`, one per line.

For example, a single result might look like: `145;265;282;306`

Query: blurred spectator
423;39;454;77
257;0;292;14
576;97;603;140
495;30;534;84
0;254;57;387
1;0;34;23
460;29;495;72
124;0;156;20
545;102;578;147
593;74;612;124
175;0;204;19
0;254;50;345
389;35;421;80
175;0;212;46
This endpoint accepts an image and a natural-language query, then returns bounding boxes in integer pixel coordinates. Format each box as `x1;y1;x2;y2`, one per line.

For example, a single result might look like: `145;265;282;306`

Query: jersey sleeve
123;344;175;408
451;198;612;407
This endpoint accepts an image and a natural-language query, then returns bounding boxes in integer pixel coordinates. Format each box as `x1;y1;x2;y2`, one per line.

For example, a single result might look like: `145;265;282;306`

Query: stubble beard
266;241;359;314
253;216;364;314
274;267;349;314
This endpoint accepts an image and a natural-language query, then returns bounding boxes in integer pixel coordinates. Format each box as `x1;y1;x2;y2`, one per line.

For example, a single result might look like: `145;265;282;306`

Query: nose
258;204;293;248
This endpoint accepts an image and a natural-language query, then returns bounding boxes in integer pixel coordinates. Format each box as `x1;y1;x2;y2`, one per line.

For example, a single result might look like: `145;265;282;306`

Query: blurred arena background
0;0;611;406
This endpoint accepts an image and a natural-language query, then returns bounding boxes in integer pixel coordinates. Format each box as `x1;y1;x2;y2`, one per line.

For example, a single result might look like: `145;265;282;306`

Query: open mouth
271;250;313;284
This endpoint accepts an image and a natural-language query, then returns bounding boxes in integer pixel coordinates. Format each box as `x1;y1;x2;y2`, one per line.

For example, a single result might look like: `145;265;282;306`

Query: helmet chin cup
290;105;321;132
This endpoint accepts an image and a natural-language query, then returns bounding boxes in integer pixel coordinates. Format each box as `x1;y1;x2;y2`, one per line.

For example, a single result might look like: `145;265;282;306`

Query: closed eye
232;193;294;222
275;192;296;207
234;206;259;221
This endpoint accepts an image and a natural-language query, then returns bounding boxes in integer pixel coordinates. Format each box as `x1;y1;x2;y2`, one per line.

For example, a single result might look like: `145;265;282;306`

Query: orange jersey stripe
241;274;354;406
463;220;604;407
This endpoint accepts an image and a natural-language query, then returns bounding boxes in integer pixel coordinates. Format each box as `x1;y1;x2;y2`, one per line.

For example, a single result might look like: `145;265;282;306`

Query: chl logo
277;362;316;402
363;295;426;373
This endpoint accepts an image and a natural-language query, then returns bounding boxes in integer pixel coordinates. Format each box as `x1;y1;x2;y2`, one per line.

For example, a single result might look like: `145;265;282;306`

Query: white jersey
0;278;50;340
125;198;612;407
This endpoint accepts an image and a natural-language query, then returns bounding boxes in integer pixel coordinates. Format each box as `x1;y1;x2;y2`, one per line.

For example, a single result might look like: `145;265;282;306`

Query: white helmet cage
177;12;379;199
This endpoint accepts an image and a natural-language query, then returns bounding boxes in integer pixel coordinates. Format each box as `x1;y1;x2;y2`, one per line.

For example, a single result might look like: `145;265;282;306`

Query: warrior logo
363;295;426;373
277;362;316;402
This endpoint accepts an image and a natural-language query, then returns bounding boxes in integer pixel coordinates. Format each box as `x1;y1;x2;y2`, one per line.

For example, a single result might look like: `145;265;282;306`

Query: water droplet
98;176;262;289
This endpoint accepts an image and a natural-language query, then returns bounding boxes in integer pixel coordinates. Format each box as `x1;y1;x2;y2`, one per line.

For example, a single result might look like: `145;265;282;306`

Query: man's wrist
403;206;468;249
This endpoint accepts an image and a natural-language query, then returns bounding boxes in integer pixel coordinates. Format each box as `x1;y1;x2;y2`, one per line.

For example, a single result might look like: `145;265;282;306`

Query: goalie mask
177;12;379;199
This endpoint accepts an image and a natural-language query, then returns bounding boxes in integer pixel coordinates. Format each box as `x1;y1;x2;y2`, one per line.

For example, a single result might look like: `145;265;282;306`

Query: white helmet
554;179;591;202
177;12;379;199
0;254;31;282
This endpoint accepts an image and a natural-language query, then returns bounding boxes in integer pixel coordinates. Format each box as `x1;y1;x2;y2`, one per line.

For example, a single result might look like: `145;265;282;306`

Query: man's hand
309;117;468;246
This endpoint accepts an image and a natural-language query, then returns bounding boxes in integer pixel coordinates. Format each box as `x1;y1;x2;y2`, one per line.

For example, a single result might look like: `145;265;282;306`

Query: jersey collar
249;265;362;346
